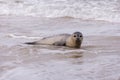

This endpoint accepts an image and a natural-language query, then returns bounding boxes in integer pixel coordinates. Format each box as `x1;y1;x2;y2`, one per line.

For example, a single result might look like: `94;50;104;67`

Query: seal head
70;32;83;48
73;32;83;48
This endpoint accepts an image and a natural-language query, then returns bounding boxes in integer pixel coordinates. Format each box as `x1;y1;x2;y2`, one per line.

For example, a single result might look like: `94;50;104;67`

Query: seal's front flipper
24;42;37;45
53;41;66;46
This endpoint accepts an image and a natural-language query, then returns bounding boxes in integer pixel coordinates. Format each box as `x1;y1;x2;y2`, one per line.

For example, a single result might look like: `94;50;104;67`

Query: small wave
0;0;120;22
6;34;41;39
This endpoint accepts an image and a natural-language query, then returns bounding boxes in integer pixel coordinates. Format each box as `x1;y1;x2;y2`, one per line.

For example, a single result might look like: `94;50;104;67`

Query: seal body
25;32;83;48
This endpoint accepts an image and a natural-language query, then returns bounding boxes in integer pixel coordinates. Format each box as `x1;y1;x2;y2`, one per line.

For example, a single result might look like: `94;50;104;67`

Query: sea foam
0;0;120;22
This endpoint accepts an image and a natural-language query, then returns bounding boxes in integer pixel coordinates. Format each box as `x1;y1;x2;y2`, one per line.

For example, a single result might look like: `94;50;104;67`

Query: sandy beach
0;16;120;80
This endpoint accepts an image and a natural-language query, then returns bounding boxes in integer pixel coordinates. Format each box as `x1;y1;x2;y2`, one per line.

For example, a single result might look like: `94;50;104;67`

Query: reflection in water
66;52;83;58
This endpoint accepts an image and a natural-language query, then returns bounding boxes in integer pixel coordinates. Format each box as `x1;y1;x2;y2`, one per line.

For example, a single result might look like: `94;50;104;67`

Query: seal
25;32;83;48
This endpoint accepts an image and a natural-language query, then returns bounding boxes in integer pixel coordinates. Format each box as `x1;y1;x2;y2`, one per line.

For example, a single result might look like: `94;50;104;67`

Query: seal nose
76;38;80;41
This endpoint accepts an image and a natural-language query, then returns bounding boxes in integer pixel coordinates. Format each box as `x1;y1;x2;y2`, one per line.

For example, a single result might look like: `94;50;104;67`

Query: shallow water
0;16;120;80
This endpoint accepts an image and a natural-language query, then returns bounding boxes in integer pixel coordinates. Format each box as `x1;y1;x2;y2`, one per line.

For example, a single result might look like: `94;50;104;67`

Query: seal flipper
53;41;66;46
24;42;37;45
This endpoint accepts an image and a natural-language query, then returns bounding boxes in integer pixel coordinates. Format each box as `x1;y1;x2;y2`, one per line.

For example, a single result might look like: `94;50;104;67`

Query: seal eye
79;35;82;37
74;35;76;37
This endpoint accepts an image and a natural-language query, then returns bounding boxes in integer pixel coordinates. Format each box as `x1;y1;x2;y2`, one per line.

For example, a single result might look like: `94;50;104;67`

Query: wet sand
0;16;120;80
